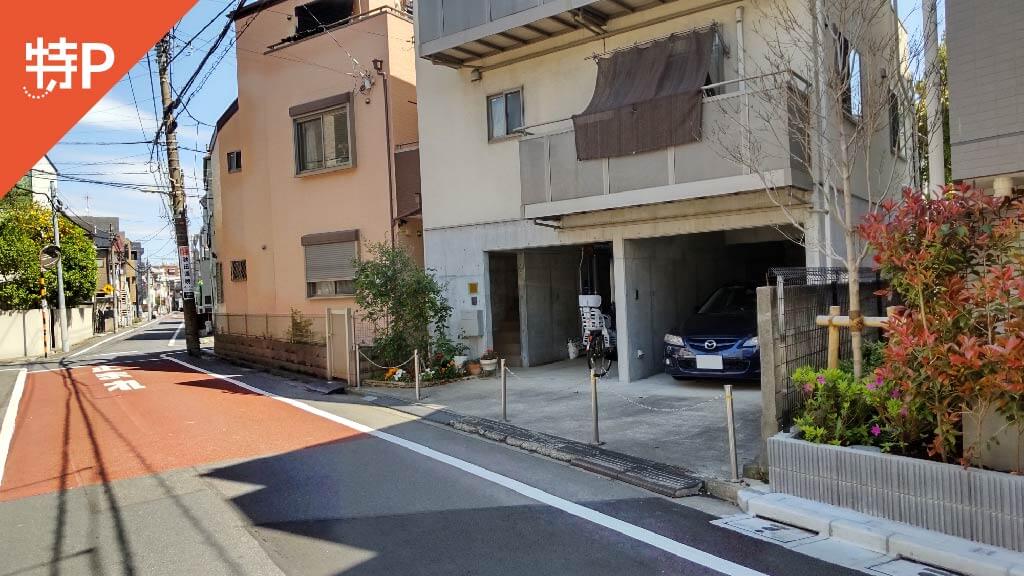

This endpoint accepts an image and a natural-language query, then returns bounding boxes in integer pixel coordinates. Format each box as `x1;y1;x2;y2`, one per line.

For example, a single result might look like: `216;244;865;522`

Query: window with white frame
227;150;242;173
303;233;358;297
295;105;353;173
833;29;862;118
487;88;524;140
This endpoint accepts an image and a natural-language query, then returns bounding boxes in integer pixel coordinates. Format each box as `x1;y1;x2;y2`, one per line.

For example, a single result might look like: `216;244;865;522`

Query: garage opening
622;226;804;382
489;242;614;368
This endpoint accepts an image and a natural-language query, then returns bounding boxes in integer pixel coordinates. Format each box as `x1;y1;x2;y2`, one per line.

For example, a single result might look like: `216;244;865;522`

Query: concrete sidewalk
357;357;762;480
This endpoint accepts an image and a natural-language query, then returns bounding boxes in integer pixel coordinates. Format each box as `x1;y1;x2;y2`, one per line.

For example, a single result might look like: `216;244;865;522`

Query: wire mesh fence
767;267;888;429
215;313;327;345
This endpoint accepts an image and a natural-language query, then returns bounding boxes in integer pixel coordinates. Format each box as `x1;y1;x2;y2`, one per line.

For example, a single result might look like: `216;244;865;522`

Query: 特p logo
23;37;114;100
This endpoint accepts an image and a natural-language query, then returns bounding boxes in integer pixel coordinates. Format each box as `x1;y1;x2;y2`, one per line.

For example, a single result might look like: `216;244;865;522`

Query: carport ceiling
427;0;668;66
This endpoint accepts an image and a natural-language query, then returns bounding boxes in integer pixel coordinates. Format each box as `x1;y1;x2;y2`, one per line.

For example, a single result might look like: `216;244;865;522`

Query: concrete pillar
923;0;946;194
612;237;631;383
757;286;781;466
993;176;1013;198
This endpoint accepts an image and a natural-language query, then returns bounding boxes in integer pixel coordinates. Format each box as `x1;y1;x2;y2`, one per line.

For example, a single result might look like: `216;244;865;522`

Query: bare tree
708;0;923;378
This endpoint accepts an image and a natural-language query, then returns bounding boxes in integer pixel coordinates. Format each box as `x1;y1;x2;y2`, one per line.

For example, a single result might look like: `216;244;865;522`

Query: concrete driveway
360;358;762;480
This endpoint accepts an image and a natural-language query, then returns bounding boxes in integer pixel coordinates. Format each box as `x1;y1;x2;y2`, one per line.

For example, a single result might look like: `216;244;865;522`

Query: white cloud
77;94;160;134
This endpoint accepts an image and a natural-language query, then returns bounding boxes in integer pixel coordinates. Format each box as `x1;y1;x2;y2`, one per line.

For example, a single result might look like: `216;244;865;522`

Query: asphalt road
0;315;866;576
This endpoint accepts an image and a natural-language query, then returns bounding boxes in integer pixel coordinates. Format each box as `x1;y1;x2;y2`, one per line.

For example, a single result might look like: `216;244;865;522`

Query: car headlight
742;336;759;348
664;334;684;346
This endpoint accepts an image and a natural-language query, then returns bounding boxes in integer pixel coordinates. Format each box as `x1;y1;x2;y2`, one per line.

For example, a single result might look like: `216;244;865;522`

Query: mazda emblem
704;340;716;350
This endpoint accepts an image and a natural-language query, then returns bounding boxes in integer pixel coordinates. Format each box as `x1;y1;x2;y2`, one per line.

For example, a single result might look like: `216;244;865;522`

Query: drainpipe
373;58;397;248
736;6;750;175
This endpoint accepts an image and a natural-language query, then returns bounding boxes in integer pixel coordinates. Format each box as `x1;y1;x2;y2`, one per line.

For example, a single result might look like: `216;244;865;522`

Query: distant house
68;215;136;328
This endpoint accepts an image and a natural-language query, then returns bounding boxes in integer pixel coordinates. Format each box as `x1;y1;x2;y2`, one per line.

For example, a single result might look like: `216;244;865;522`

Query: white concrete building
415;0;911;381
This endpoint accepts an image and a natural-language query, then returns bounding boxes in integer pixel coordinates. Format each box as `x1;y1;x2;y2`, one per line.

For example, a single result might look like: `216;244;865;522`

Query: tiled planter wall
214;333;326;378
768;432;1024;552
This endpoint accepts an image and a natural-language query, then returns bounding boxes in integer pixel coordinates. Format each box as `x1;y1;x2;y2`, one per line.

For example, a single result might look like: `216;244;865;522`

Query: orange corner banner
0;1;198;196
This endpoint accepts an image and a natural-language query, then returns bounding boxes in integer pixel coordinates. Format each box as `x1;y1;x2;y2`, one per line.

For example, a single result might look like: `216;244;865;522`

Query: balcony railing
518;73;811;218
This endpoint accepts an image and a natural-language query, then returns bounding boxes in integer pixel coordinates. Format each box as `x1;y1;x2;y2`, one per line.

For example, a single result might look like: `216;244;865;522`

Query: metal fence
215;313;328;345
765;267;888;429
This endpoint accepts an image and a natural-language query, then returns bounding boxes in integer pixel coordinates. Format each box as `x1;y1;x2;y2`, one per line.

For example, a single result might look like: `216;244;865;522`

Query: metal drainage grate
869;559;962;576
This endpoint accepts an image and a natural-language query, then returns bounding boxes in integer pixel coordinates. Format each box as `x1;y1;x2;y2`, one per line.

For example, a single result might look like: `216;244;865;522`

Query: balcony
418;0;670;65
518;76;812;219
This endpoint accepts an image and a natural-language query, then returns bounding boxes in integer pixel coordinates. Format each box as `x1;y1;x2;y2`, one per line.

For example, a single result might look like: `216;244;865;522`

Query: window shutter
304;242;357;282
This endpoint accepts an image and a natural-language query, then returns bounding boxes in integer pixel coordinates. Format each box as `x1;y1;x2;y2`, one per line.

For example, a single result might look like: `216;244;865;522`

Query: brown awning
572;28;716;161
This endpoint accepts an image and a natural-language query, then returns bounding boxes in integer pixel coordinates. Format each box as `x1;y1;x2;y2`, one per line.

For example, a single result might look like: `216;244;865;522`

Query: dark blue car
663;285;760;381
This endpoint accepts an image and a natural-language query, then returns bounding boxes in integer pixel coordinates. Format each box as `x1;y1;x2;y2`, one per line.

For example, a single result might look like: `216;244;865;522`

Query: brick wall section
214;334;327;378
946;0;1024;180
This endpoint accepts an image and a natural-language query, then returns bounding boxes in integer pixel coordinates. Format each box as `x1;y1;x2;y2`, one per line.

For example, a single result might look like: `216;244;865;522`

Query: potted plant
465;358;482;376
479;349;499;374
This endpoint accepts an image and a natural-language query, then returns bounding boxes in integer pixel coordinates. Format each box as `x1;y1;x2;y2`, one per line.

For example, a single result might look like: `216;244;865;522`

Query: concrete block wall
521;248;580;366
214;333;327;378
0;309;46;360
769;432;1024;552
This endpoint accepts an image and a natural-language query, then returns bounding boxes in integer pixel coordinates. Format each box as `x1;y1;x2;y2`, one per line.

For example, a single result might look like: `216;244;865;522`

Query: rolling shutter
304;241;357;282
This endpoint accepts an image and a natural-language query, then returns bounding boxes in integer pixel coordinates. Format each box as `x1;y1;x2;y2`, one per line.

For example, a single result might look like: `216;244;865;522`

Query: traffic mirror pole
52;197;69;353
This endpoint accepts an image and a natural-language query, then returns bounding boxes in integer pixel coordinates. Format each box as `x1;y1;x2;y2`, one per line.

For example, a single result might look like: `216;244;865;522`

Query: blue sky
48;0;239;264
47;0;945;264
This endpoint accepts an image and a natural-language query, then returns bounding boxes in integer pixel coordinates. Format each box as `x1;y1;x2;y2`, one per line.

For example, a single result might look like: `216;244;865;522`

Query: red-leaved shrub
860;185;1024;464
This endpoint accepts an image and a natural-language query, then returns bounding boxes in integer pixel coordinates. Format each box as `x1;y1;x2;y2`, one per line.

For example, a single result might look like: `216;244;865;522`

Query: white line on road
164;356;767;576
68;316;164;359
0;369;27;488
168;323;184;347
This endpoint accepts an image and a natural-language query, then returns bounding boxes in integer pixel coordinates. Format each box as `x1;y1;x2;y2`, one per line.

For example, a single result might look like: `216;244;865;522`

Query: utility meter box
459;309;483;337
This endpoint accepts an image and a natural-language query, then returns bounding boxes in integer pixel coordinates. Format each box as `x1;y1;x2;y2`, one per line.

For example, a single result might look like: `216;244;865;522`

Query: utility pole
51;195;69;352
157;35;201;355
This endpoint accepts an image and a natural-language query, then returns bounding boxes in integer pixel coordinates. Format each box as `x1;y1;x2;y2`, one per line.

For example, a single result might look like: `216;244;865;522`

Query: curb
739;490;1024;576
348;387;706;498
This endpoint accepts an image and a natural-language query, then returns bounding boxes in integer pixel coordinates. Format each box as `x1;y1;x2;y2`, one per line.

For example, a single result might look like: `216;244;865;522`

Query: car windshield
698;286;756;314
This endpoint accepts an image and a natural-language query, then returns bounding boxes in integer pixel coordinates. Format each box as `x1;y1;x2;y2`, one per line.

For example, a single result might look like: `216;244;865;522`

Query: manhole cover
870;559;961;576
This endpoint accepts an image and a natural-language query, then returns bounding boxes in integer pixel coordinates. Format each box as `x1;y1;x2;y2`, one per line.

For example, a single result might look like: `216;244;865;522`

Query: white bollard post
414;349;421;402
500;359;507;421
590;369;600;445
725;384;739;482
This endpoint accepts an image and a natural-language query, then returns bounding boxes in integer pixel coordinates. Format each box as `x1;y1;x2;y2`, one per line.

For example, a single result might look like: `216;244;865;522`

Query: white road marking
79;350;142;358
165;356;767;576
168;323;184;347
0;369;27;488
68;316;164;359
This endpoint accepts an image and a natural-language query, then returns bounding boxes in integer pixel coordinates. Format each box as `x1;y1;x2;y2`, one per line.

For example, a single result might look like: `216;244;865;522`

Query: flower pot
479;358;498;373
453;355;468;368
466;362;481;376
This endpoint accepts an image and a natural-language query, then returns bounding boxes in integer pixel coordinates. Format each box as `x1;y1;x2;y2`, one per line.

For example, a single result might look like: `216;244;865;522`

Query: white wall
0;305;95;361
417;1;791;232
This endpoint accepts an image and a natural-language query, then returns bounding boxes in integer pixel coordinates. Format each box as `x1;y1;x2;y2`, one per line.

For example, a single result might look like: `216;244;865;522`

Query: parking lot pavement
358;357;762;479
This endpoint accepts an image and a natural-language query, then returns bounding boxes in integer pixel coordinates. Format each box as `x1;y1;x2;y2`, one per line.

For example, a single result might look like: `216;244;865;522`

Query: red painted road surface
0;360;361;502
